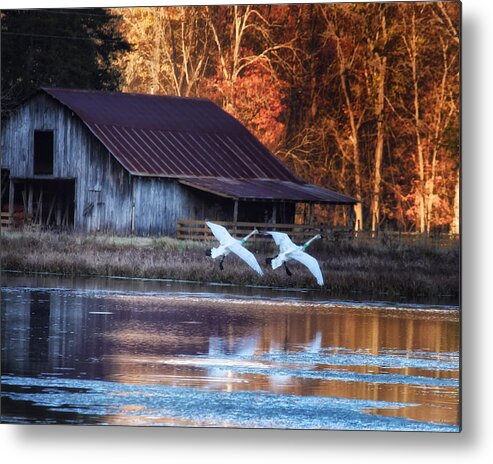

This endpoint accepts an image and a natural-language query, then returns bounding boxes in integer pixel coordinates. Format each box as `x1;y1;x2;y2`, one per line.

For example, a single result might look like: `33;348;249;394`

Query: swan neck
241;229;257;245
303;235;320;250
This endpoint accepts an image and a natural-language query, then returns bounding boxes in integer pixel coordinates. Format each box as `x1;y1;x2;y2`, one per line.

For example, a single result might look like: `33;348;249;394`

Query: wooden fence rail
176;219;459;248
1;212;29;230
176;219;329;242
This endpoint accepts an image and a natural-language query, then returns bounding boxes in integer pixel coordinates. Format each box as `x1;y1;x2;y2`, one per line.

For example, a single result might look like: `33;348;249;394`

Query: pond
1;273;460;431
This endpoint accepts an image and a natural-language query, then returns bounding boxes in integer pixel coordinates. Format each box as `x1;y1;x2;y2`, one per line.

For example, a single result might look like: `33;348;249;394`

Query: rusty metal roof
179;178;357;204
42;88;298;181
40;88;357;204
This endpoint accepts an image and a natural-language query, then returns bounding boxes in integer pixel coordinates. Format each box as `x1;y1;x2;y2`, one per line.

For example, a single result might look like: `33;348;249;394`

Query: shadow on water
1;273;460;430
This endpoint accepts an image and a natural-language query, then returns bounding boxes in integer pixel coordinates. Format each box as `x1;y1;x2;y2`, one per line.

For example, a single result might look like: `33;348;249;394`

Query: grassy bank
0;231;459;302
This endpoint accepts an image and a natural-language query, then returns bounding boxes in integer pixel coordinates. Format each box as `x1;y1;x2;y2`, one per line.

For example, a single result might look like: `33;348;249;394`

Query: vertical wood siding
132;178;232;236
1;93;133;234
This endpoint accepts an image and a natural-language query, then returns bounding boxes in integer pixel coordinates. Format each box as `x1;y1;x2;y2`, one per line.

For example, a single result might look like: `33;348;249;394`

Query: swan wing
228;242;264;276
266;231;295;254
289;250;324;286
206;222;233;245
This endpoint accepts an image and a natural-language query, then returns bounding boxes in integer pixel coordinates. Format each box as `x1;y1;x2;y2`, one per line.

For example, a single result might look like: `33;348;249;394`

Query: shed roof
40;88;356;204
179;178;356;204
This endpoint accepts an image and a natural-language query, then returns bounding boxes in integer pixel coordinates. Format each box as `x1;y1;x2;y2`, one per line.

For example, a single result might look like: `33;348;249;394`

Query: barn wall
133;178;232;236
1;92;133;233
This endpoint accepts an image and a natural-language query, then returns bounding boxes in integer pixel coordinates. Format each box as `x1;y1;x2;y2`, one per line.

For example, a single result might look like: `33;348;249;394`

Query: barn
1;88;356;236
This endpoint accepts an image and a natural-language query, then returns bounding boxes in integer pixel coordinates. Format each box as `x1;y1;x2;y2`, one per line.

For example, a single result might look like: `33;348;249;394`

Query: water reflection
1;275;459;430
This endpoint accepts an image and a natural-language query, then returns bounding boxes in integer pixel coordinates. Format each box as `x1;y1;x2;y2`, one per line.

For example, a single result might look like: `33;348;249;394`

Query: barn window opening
34;130;54;175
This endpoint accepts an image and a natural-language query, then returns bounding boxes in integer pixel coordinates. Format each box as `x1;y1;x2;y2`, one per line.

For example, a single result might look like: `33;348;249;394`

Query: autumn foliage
114;2;460;233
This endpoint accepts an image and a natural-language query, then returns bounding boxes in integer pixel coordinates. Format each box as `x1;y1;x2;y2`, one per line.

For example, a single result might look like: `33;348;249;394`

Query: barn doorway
11;178;75;229
1;169;10;211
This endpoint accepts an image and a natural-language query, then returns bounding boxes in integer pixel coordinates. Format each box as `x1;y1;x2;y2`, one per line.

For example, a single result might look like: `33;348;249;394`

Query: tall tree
399;3;459;233
1;8;130;117
115;7;210;97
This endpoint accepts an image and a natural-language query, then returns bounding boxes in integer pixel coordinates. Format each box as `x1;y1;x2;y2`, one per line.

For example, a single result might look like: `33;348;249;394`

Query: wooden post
27;184;33;223
21;188;27;214
131;203;136;235
56;195;62;227
35;188;44;224
309;203;314;225
62;201;69;226
233;199;238;235
8;179;15;215
46;194;57;226
272;203;277;224
1;172;8;200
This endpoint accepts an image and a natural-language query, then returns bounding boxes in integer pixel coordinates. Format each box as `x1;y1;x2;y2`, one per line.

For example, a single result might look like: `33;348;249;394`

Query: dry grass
0;230;459;302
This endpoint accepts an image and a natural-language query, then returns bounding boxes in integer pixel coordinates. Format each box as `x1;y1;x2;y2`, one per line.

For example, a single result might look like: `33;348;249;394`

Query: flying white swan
205;222;263;276
265;231;324;286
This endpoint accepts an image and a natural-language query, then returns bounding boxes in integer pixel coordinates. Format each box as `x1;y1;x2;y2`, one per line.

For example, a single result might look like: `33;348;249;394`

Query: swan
265;231;324;285
205;222;263;276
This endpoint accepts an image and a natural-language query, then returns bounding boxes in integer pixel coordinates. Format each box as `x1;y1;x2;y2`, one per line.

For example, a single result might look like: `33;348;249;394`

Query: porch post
8;179;15;215
233;199;238;222
271;203;277;224
233;199;238;235
28;183;34;220
309;203;314;225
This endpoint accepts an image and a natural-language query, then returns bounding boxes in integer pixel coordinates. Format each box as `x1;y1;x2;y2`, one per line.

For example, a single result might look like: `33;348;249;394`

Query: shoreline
0;230;460;305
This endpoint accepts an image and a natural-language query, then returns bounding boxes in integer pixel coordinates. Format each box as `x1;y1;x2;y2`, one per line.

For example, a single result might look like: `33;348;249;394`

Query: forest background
1;1;460;234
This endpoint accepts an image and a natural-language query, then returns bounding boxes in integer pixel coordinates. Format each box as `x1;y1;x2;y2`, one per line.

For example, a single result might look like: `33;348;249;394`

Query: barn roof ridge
41;86;214;103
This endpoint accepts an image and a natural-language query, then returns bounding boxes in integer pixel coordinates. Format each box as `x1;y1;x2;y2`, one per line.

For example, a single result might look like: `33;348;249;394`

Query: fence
176;219;459;248
1;212;28;230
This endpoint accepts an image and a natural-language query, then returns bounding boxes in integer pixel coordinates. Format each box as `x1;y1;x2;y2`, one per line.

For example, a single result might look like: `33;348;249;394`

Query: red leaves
203;63;287;152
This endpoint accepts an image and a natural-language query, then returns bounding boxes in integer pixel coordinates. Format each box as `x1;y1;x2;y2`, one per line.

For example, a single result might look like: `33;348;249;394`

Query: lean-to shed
1;88;356;236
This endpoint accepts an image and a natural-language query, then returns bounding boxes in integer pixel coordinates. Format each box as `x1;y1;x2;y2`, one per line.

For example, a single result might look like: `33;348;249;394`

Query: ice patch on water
1;375;459;431
257;349;459;371
160;354;457;387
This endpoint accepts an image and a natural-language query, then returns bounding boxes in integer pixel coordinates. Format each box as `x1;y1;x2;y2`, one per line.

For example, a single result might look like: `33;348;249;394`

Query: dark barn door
10;178;76;229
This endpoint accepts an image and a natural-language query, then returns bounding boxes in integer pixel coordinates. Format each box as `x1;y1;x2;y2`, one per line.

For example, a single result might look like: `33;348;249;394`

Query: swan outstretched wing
228;242;264;276
206;222;233;245
289;250;324;286
266;231;295;253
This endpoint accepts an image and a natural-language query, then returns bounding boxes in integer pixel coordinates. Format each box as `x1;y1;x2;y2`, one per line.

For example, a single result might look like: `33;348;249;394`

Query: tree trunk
409;13;426;233
451;170;459;234
335;36;364;230
370;55;387;232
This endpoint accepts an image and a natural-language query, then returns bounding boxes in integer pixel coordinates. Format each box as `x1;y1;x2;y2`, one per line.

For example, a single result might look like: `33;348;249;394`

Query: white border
2;1;492;463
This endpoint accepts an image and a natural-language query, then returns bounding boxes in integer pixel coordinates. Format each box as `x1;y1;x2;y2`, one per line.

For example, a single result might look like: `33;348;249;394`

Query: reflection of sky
1;280;460;430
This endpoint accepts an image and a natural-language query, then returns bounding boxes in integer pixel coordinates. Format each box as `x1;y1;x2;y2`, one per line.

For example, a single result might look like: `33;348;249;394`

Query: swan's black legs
219;256;225;271
284;262;292;276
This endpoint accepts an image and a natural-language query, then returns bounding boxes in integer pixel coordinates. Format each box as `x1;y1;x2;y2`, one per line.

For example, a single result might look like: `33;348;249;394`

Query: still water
1;274;460;431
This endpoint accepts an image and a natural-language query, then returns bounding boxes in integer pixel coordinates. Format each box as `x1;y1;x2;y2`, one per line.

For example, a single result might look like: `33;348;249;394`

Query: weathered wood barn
1;88;356;236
